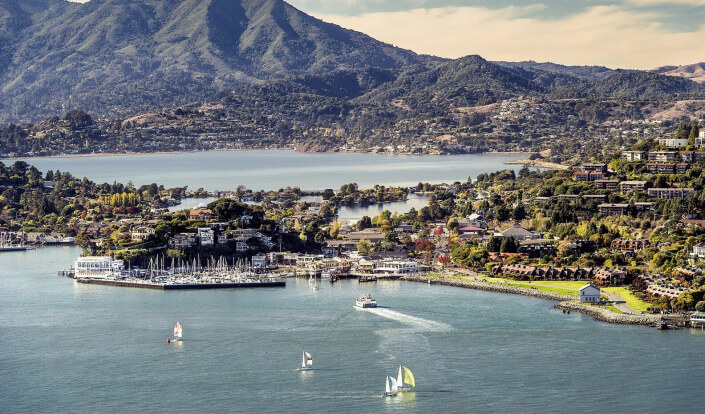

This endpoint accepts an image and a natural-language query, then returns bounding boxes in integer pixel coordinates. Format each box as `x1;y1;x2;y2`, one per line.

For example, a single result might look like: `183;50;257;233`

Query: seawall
75;278;285;290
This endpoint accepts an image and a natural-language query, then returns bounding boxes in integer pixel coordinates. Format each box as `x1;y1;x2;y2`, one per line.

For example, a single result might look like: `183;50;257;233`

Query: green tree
357;239;372;256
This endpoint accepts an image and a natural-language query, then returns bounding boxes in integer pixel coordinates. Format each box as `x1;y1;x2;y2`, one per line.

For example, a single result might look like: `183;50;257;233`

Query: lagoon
11;150;525;191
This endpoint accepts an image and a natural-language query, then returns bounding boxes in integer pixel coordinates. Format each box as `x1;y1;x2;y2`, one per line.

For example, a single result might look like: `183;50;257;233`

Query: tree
357;239;372;256
695;301;705;312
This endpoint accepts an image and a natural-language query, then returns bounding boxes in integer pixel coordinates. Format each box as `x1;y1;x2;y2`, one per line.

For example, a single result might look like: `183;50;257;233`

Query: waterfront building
74;256;124;279
579;283;601;303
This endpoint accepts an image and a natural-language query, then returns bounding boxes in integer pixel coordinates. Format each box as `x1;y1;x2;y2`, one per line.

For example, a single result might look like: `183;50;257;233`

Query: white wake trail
363;307;452;332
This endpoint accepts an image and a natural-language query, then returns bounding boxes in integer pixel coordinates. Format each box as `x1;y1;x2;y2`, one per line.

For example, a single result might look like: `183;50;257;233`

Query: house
579;283;601;303
619;181;646;193
394;222;414;233
500;223;538;240
322;245;339;258
594;179;620;190
634;202;654;212
647;188;695;199
582;195;607;203
622;150;646;161
598;203;628;216
593;268;628;286
680;151;705;163
197;228;214;246
130;226;155;242
610;239;648;255
658;138;690;148
189;209;212;221
691;243;705;260
236;241;249;252
696;131;705;147
252;253;267;268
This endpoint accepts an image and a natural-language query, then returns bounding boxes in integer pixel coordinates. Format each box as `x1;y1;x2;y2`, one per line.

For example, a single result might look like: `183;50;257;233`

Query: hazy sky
69;0;705;69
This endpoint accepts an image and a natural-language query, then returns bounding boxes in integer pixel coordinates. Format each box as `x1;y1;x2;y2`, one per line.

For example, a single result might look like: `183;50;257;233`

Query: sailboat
298;351;313;371
395;365;415;391
381;376;397;397
173;321;183;342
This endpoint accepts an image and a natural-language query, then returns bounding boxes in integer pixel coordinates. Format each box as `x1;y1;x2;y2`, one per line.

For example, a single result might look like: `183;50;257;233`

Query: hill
651;63;705;84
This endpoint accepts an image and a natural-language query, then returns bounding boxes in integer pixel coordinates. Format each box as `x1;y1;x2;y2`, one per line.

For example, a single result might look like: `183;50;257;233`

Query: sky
68;0;705;69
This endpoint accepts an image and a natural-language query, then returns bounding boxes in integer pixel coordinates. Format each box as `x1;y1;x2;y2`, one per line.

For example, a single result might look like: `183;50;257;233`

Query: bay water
2;247;704;413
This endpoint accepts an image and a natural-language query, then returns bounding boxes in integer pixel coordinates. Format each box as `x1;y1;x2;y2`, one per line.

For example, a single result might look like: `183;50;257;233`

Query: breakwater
76;278;285;290
401;274;660;327
555;301;660;326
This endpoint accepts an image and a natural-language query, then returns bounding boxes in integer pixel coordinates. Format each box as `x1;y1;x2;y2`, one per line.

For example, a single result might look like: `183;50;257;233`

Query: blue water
2;247;704;413
8;150;524;191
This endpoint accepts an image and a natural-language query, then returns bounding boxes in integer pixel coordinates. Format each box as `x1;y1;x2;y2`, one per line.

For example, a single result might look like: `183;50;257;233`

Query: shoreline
401;274;660;327
504;159;569;170
4;148;529;161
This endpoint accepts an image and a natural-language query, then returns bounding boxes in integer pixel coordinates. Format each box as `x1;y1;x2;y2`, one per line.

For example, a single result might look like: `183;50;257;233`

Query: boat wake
364;307;451;332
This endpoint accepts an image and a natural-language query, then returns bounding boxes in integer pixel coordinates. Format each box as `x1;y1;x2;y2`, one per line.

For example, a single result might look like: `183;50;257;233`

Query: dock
75;278;285;290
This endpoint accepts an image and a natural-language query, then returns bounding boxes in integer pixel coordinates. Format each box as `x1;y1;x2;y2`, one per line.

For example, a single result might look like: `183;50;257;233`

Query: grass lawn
475;276;580;296
603;287;651;313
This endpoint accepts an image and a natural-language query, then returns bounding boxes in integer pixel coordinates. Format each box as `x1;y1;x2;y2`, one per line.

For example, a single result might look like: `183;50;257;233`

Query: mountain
0;0;434;123
494;61;631;81
585;71;704;99
651;63;705;83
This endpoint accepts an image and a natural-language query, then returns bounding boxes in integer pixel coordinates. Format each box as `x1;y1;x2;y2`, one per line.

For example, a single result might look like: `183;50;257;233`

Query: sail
389;376;398;392
173;321;182;338
305;352;313;366
385;376;391;393
301;351;306;368
397;365;403;386
402;366;415;388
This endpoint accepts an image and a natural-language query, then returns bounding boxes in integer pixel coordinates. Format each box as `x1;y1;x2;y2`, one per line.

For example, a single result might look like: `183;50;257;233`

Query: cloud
314;4;705;69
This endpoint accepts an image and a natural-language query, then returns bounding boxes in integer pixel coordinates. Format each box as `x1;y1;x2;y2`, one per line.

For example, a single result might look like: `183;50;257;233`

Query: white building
74;256;124;279
197;227;214;246
579;283;601;303
373;260;422;274
691;243;705;260
697;130;705;147
658;138;690;148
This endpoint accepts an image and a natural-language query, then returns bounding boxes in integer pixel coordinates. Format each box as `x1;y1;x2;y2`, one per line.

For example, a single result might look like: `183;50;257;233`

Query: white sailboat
396;365;415;391
298;351;313;371
381;376;397;397
173;321;183;342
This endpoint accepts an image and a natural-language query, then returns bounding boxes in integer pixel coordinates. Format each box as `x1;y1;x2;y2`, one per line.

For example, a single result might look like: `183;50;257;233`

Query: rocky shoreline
401;274;660;327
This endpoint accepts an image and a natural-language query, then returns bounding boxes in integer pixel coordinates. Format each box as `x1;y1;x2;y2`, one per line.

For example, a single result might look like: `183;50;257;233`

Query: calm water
10;151;523;191
2;247;704;413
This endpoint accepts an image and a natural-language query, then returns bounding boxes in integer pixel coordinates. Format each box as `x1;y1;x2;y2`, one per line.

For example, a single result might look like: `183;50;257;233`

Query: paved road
601;290;637;314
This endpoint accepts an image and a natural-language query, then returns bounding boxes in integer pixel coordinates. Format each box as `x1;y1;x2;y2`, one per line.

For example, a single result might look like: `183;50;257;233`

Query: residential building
658;138;689;148
500;223;538;240
622;150;646;161
580;163;608;173
647;188;695;199
598;203;628;216
579;283;601;303
646;163;676;174
634;202;654;212
611;239;648;255
619;181;646;193
168;233;197;250
131;226;155;241
236;241;249;252
574;170;604;182
594;179;619;190
189;209;212;221
648;151;679;162
696;131;705;147
679;151;705;163
518;239;555;258
197;228;214;246
691;243;705;260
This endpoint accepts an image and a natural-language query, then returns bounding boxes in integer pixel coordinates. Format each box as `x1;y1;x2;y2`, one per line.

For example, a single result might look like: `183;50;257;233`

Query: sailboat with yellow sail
395;365;415;391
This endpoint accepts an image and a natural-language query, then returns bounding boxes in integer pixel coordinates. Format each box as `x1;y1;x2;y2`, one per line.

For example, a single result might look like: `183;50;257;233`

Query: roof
458;226;484;232
501;223;534;238
580;283;600;292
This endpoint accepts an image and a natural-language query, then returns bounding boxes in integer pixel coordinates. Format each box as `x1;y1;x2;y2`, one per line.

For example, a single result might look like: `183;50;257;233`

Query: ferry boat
355;294;377;308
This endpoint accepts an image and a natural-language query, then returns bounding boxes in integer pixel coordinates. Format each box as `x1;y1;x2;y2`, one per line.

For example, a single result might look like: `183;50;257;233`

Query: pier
75;278;285;290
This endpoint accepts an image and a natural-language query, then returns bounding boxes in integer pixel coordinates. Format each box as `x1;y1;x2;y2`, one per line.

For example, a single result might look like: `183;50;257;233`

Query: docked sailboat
395;365;415;391
381;376;398;397
173;321;183;342
298;351;313;371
